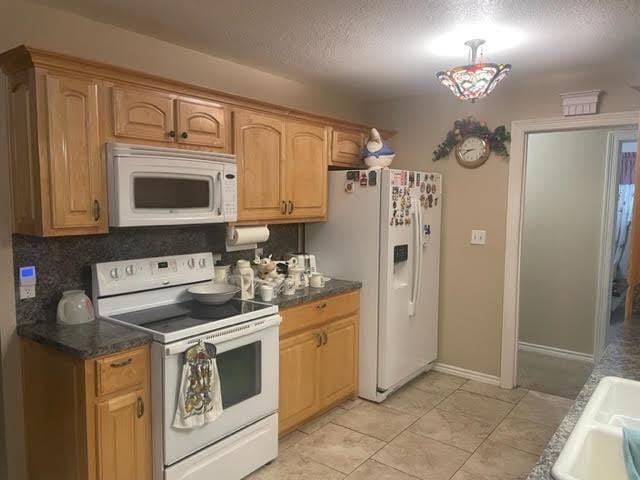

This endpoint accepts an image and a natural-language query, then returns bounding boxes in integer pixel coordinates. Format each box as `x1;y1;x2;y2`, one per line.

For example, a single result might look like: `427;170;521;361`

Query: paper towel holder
225;224;269;252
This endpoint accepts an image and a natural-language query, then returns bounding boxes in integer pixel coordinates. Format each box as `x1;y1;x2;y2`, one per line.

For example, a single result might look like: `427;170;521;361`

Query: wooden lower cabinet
319;316;358;408
278;291;359;435
278;330;321;433
96;388;150;480
21;341;151;480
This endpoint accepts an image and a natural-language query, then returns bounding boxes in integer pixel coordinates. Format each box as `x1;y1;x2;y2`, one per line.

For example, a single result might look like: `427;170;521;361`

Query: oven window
133;176;211;209
216;341;262;409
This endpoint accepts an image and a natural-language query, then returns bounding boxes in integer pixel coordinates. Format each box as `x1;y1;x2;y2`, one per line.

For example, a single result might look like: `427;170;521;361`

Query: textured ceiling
31;0;640;100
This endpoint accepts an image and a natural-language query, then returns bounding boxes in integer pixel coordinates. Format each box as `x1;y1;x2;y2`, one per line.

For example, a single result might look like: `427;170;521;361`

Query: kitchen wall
519;129;612;355
367;74;640;377
12;225;298;325
0;0;368;123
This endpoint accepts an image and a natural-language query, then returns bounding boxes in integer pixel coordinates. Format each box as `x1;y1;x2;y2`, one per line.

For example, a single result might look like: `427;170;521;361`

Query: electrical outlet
20;285;36;299
471;229;487;245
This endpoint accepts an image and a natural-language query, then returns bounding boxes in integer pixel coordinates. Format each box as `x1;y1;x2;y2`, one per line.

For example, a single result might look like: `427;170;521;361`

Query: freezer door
377;169;440;391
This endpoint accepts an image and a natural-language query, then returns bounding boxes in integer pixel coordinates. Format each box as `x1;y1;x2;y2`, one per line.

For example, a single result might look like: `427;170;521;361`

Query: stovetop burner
111;299;272;335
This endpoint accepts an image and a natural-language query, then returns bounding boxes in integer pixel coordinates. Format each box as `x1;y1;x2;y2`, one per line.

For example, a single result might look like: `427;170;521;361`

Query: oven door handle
163;315;281;357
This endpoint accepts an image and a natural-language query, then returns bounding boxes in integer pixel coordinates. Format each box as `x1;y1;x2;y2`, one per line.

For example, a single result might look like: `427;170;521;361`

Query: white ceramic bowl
188;283;240;305
364;154;395;169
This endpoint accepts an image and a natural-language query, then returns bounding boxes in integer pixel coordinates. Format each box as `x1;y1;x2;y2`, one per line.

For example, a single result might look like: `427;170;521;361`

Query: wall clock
455;135;490;169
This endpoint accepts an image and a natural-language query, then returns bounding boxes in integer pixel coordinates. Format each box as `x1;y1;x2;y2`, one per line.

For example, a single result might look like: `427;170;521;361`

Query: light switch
470;230;486;245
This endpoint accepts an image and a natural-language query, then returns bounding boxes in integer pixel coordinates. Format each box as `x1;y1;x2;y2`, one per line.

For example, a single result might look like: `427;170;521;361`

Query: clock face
455;135;489;168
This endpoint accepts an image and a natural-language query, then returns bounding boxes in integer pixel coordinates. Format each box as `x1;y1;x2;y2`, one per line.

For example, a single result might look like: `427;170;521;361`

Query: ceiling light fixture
436;39;511;103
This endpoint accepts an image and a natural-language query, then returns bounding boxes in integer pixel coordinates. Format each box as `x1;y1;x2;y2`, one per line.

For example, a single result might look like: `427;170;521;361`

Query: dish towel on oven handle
172;340;223;429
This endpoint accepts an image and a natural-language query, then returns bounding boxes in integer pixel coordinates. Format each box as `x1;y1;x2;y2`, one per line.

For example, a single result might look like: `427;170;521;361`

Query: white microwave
107;143;237;227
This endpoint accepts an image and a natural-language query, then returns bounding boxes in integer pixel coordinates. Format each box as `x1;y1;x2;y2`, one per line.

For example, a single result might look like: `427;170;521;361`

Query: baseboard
518;341;594;363
432;362;500;386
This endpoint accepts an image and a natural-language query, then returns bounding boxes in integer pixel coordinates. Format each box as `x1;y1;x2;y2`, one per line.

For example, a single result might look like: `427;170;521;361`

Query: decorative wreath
432;116;511;161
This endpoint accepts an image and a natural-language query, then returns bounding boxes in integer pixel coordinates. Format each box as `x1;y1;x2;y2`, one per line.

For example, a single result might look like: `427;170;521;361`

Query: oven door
161;315;280;466
109;155;226;227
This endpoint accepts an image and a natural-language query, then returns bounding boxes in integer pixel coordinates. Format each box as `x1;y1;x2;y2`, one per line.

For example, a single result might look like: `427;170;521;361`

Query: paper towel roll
226;225;270;247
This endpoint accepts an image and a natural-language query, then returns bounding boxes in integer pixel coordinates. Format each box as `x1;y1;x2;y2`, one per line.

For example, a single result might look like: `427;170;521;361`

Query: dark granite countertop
18;320;153;359
527;319;640;479
267;278;362;309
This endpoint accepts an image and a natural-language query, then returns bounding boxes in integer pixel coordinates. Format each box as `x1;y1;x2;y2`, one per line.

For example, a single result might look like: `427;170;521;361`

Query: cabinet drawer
280;291;359;338
95;347;147;397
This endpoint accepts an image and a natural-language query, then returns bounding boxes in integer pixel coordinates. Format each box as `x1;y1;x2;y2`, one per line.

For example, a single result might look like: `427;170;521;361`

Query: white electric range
92;252;280;480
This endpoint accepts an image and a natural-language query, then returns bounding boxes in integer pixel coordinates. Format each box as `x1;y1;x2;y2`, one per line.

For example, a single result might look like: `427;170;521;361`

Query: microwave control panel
223;165;237;222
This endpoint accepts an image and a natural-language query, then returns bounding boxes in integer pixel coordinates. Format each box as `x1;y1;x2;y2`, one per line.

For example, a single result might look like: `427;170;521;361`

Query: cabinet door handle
110;358;132;368
181;131;189;139
321;331;328;345
93;200;101;222
281;200;287;215
315;333;322;347
168;130;176;138
288;200;294;214
137;397;145;418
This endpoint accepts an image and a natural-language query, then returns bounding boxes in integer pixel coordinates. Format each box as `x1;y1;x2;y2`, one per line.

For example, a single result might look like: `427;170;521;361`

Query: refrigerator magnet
345;181;354;193
368;171;377;186
426;184;431;194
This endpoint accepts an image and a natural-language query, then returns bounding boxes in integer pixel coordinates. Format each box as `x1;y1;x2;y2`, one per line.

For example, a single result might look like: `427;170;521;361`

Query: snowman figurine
363;128;396;169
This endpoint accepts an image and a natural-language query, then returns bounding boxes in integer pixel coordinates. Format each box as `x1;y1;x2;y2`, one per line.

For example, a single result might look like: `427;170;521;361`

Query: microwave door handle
216;172;223;216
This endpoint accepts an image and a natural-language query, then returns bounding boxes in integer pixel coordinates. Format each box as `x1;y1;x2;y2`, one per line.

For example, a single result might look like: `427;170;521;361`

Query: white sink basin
552;376;640;480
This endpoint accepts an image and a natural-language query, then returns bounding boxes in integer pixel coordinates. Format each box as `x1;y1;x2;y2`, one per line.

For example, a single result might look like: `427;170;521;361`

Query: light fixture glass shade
436;62;511;102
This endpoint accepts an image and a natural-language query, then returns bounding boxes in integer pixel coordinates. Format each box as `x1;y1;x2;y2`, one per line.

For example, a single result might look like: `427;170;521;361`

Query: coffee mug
310;272;325;288
259;284;274;302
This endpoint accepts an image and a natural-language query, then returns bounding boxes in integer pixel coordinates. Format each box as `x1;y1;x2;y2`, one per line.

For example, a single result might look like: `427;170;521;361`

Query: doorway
609;137;637;343
500;112;639;395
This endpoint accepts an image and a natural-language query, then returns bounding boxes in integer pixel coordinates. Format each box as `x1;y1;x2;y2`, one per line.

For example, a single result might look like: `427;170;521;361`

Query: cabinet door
45;74;107;234
176;97;228;150
284;121;327;220
234;110;286;221
330;129;365;167
112;86;175;143
96;388;151;480
279;329;321;434
319;316;358;408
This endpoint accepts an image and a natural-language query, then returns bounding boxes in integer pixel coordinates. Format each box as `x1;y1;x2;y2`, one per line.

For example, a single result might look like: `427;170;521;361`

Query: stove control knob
110;268;120;279
199;258;207;268
187;258;196;269
125;265;135;276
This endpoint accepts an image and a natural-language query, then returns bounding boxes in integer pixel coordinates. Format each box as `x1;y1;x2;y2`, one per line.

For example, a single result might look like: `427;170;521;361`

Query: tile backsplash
13;224;298;324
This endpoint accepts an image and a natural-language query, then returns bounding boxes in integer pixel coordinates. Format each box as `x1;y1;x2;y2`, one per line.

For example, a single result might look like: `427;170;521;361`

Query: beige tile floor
247;371;573;480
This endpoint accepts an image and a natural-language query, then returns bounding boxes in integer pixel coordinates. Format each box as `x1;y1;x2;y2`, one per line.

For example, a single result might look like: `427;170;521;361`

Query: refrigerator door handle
409;198;423;316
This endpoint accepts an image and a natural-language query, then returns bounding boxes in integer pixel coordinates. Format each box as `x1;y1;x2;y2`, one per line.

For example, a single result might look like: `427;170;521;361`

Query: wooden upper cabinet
112;86;176;143
330;128;365;167
176;97;228;150
46;74;106;232
234;110;286;221
7;71;41;235
284;121;328;220
6;69;107;237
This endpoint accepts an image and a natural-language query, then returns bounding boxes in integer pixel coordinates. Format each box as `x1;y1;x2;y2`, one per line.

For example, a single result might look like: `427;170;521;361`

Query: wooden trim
432;362;500;386
517;341;594;363
0;45;395;138
500;111;640;389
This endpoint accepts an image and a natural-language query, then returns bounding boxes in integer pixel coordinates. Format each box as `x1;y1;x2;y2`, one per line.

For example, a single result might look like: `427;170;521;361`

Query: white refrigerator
307;168;442;402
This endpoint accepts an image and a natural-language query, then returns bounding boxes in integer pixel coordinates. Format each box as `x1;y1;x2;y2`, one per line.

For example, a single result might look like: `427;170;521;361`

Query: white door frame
500;111;639;389
594;129;637;361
